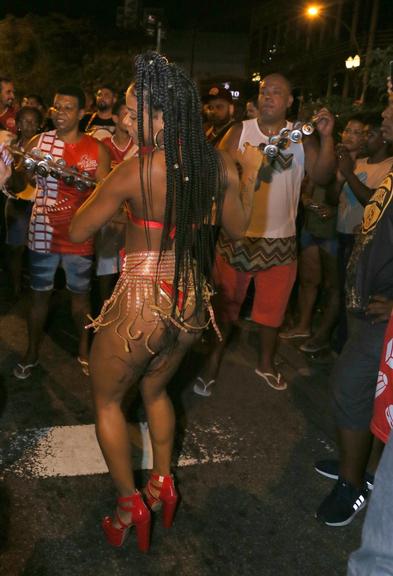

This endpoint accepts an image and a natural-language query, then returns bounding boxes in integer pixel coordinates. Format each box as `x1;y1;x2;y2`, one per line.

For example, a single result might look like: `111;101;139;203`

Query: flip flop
13;361;39;380
299;340;329;353
77;357;90;377
279;329;311;339
254;369;288;391
193;376;215;397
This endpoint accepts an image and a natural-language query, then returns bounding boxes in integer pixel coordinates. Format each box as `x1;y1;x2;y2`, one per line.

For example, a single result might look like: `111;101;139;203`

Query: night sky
0;0;252;32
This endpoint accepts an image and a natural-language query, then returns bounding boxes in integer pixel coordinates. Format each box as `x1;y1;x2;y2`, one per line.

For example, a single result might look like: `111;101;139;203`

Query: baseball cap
202;85;233;104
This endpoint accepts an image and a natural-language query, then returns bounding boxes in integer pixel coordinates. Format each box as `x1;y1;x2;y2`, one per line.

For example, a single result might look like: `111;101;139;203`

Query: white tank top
238;118;305;238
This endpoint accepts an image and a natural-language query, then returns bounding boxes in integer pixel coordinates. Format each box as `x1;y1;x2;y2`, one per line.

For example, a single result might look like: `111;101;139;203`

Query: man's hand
336;144;354;178
308;203;335;220
366;295;393;323
313;107;335;138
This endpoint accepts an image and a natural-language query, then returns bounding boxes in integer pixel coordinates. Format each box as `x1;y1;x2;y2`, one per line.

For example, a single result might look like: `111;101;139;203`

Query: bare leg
70;292;91;361
366;436;384;476
198;321;233;383
90;330;147;526
297;245;321;331
90;316;195;525
22;289;52;364
291;245;321;333
311;248;339;344
5;245;25;297
140;336;194;475
257;324;279;374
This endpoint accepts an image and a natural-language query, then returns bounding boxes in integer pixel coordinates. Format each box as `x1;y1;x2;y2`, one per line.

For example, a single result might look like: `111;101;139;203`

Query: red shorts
212;253;297;328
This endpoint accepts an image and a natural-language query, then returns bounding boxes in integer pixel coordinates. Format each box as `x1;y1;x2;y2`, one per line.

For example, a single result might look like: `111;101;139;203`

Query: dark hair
112;97;126;116
55;85;86;109
23;93;46;109
16;105;43;127
0;77;12;85
133;52;225;320
96;84;117;95
362;112;384;130
247;95;258;107
346;114;368;125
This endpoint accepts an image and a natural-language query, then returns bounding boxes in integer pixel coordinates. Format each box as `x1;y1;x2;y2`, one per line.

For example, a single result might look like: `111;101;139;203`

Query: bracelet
1;184;13;198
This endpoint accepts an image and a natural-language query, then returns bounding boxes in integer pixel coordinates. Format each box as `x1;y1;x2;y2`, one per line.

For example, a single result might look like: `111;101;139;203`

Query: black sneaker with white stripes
316;478;369;527
314;459;374;490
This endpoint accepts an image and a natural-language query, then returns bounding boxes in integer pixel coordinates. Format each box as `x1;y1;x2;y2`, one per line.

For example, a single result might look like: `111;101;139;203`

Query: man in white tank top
193;73;335;397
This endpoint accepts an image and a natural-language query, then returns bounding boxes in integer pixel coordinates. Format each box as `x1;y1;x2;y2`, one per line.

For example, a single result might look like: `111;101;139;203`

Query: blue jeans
29;250;93;294
347;432;393;575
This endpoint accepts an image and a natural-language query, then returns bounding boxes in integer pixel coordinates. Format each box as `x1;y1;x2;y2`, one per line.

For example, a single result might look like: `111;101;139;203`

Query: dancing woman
69;52;255;552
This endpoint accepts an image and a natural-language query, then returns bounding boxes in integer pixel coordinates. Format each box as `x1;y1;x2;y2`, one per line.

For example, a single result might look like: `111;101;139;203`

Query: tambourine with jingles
253;119;316;188
260;120;316;161
7;146;96;192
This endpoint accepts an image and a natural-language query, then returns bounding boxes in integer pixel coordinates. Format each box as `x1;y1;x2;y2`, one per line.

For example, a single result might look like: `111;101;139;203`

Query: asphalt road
0;282;364;576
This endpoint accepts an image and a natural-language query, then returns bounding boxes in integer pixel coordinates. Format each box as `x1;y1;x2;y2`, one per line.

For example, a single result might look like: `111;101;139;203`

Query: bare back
70;147;249;247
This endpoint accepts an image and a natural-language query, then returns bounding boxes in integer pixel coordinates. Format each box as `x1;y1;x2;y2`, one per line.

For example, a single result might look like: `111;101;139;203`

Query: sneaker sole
314;466;338;481
315;465;374;490
318;499;367;527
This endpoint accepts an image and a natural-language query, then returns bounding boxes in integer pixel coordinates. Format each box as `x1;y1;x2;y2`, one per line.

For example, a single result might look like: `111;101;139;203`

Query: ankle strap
150;473;172;483
117;490;141;511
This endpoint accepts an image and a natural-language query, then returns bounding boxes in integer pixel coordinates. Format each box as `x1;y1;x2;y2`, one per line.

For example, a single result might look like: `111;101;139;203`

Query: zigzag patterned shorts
212;253;297;327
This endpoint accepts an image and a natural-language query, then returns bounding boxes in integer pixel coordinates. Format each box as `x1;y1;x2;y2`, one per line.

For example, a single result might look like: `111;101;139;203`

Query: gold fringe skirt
86;251;220;354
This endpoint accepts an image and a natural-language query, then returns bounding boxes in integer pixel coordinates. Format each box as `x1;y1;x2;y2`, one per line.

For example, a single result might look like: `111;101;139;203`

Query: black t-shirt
347;171;393;315
79;112;115;133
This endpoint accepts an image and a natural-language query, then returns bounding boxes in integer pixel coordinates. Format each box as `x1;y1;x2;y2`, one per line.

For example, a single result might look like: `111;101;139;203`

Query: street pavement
0;278;365;576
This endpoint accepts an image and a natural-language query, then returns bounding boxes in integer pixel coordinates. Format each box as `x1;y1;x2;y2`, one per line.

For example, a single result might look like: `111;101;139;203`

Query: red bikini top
129;211;176;240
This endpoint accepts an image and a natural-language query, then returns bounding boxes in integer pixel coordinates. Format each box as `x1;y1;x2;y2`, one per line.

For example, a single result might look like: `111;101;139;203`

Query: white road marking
0;421;238;479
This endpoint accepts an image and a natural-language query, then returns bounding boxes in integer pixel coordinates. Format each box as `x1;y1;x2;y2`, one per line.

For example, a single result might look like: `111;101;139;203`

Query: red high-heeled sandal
102;490;151;552
144;474;178;528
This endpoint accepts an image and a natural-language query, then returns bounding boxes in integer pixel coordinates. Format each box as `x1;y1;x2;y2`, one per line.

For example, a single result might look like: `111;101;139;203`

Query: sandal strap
196;376;215;389
114;509;132;529
117;491;141;512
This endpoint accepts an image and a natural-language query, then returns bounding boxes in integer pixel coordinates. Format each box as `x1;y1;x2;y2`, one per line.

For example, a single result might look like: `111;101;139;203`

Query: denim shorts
300;229;338;256
28;250;93;293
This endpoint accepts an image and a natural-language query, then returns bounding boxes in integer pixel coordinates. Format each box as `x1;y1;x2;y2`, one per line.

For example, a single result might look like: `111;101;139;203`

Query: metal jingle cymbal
289;130;302;143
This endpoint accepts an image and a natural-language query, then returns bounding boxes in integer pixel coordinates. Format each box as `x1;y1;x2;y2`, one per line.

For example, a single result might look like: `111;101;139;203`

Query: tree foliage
365;46;393;99
0;13;139;104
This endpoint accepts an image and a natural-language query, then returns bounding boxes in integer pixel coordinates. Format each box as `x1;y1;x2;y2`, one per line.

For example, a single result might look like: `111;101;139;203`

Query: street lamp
345;54;361;69
304;3;362;98
306;5;321;18
304;3;361;53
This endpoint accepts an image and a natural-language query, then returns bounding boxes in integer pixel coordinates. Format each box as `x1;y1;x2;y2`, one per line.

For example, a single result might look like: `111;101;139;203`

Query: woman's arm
70;157;138;243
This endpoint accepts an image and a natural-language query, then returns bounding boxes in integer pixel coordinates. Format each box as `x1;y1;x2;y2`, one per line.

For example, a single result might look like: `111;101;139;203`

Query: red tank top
29;132;99;255
101;136;135;168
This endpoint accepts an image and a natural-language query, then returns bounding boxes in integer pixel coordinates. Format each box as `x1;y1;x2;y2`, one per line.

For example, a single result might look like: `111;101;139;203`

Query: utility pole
156;21;162;53
359;0;379;104
326;0;344;99
342;0;360;99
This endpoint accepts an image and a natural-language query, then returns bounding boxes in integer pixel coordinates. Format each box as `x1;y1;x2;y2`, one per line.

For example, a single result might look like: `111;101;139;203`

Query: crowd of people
1;53;393;571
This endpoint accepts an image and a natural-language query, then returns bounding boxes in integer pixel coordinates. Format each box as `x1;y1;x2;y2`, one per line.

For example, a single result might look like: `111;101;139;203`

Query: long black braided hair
134;51;226;321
